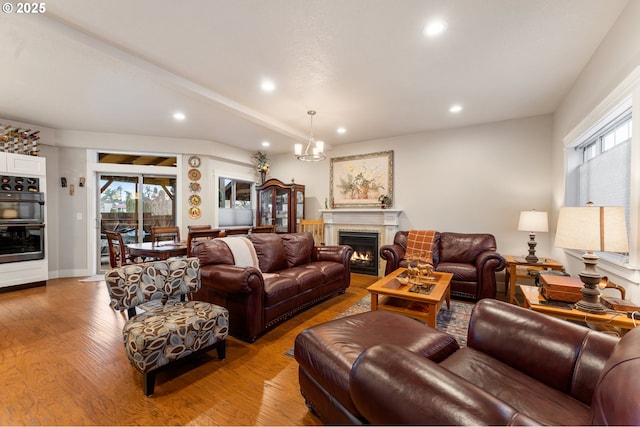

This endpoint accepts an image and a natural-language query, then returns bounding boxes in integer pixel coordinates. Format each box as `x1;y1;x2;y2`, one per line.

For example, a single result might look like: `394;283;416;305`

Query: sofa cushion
279;266;325;292
436;262;478;282
281;232;314;267
306;261;344;282
248;233;288;273
440;347;590;426
440;233;496;263
191;238;234;266
263;275;298;306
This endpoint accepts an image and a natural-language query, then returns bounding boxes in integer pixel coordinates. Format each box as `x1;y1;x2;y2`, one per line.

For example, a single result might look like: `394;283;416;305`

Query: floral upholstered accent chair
105;257;229;396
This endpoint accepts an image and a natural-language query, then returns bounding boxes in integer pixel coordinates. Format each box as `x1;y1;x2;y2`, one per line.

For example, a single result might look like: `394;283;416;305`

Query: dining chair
188;224;212;232
299;218;325;246
151;226;181;244
104;230;135;268
251;225;276;234
221;227;251;237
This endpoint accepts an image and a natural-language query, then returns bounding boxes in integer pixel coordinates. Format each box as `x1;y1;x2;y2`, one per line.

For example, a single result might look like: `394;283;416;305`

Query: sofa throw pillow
191;238;234;266
405;230;436;265
247;233;288;273
281;232;314;267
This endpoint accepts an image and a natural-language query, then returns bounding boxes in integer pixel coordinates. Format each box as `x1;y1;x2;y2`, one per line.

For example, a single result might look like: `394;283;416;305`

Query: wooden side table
519;284;637;331
504;255;564;304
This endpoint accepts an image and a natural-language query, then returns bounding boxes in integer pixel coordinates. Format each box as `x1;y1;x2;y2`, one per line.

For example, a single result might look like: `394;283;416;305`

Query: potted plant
378;194;391;209
252;151;270;183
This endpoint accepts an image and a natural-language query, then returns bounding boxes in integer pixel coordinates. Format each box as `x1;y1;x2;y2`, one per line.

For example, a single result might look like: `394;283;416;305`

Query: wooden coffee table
367;268;453;327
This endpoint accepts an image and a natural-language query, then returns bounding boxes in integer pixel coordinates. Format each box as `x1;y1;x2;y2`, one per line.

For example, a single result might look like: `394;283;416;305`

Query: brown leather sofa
380;231;506;300
191;232;352;342
349;299;640;425
295;298;640;425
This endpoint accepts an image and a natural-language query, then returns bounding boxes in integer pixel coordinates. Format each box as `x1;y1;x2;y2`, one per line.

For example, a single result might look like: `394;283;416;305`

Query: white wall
272;114;554;259
552;0;640;303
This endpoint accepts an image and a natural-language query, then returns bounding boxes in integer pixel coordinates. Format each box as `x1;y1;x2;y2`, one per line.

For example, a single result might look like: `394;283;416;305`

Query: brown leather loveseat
295;298;640;425
349;299;640;425
191;232;352;342
380;230;506;300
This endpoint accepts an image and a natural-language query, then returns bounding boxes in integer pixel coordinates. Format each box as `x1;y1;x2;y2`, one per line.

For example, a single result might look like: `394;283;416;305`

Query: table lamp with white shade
554;202;628;314
518;210;549;263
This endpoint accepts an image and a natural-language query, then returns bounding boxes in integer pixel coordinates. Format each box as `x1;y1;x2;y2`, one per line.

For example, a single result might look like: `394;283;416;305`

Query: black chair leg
216;340;226;360
144;371;156;396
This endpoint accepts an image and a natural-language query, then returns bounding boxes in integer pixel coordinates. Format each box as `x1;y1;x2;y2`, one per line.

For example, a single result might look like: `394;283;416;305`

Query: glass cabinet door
255;178;305;233
260;189;273;226
275;189;288;232
296;190;304;229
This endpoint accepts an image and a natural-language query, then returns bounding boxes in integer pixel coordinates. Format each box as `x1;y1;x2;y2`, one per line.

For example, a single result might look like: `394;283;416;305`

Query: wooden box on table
539;274;583;303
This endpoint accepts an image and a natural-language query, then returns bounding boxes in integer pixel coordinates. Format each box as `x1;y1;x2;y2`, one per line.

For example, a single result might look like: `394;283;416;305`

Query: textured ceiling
0;0;628;154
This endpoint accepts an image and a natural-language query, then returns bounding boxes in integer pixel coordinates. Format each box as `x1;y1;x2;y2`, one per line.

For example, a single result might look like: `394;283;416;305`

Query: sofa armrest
379;244;405;275
314;245;353;265
200;264;264;294
469;299;618;403
474;250;507;299
350;344;540;426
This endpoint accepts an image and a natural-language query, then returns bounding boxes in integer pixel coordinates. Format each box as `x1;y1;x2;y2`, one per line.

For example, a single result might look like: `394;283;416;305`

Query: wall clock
188;155;201;168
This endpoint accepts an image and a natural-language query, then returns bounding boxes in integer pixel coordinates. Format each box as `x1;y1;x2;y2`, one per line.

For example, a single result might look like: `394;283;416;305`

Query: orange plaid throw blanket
405;230;436;265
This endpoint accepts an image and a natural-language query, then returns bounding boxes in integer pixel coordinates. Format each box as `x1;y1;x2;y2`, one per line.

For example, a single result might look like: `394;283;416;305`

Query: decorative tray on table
409;283;435;295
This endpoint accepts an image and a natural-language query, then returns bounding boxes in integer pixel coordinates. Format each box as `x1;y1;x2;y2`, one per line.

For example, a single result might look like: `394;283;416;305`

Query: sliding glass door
98;174;176;271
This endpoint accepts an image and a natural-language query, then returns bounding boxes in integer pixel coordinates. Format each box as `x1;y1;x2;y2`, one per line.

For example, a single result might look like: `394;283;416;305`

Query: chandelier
294;110;325;161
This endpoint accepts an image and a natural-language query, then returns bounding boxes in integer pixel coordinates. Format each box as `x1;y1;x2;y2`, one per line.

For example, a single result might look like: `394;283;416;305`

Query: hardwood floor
0;273;377;426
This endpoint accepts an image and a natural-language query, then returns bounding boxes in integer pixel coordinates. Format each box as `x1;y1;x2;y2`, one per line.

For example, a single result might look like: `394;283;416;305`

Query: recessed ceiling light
449;104;463;113
173;112;186;121
261;141;270;147
261;80;276;92
424;20;448;37
336;127;347;134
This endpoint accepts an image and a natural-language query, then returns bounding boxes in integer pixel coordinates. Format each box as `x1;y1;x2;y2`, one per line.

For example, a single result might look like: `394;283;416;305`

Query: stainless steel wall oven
0;176;45;263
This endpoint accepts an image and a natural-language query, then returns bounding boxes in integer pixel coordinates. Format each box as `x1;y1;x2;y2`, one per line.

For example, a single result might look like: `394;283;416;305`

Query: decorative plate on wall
188;206;202;219
188;168;201;181
188;155;201;168
189;181;201;192
189;194;202;206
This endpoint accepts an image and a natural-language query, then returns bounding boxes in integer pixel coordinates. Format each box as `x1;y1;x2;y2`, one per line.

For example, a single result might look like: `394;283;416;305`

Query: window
581;112;632;162
98;152;177;166
566;103;632;262
218;177;253;227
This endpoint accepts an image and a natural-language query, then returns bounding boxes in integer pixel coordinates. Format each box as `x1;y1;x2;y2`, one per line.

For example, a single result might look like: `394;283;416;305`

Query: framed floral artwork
330;150;393;208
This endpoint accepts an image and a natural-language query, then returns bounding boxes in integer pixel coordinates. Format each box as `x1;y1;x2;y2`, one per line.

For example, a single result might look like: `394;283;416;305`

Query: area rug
285;295;473;357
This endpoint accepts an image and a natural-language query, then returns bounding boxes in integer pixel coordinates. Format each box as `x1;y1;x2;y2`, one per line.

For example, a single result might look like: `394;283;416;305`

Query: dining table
126;241;188;261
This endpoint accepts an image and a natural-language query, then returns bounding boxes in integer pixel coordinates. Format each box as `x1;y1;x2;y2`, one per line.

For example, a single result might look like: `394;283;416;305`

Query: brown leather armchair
349;299;640;425
380;231;506;300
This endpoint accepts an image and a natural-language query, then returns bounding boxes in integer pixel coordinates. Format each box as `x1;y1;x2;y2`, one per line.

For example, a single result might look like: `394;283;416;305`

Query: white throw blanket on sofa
219;237;260;270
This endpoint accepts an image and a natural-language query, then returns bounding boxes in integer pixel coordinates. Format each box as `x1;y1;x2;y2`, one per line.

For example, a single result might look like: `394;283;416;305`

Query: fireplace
339;230;379;276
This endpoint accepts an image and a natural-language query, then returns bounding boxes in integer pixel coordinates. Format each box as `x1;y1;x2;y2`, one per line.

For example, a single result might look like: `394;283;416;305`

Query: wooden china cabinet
256;178;305;233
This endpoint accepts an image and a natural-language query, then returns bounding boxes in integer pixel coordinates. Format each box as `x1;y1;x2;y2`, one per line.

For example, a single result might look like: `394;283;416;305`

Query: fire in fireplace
339;230;379;276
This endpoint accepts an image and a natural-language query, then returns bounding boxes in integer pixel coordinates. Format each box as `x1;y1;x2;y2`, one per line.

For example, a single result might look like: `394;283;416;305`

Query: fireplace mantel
320;208;402;246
